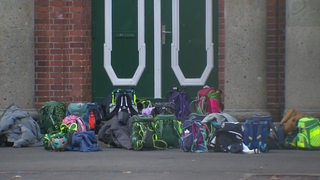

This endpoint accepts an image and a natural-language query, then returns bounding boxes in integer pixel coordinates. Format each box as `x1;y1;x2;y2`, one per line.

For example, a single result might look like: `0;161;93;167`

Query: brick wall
266;0;286;121
218;0;225;95
34;0;92;109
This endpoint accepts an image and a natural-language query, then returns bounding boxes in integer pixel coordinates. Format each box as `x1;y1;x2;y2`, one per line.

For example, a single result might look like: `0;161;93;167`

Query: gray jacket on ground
0;104;43;147
98;113;132;150
201;112;238;125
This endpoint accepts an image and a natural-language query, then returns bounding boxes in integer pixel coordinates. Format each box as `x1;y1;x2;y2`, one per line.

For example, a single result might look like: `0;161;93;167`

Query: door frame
92;0;219;102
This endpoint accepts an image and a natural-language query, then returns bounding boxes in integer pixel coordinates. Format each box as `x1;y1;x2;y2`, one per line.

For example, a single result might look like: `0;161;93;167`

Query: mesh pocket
309;126;320;147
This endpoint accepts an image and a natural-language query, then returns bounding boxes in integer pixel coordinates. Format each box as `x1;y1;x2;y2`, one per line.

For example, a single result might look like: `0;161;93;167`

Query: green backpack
43;132;68;151
153;114;182;148
39;101;66;134
43;123;78;151
130;115;167;150
295;117;320;149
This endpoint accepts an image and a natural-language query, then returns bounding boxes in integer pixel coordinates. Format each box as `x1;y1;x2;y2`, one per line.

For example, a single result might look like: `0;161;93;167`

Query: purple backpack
167;88;191;120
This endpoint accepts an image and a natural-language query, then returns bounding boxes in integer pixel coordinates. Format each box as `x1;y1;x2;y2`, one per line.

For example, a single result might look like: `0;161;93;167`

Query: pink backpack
192;86;223;114
62;115;87;132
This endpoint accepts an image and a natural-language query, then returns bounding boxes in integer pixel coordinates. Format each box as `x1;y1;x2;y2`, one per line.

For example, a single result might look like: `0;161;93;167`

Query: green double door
92;0;218;102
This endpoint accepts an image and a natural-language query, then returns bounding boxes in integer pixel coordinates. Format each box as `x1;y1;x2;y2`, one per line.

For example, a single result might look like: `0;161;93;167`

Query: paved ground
0;144;320;180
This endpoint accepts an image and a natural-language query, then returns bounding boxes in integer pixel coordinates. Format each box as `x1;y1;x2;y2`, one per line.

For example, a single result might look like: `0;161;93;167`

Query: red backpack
191;86;223;114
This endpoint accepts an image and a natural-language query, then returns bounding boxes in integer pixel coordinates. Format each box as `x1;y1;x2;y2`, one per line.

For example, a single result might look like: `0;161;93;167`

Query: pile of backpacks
38;101;100;152
1;86;319;154
277;109;320;150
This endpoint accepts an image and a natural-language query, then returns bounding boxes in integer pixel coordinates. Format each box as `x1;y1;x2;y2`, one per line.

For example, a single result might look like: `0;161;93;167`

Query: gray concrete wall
0;0;35;116
224;0;268;120
285;0;320;116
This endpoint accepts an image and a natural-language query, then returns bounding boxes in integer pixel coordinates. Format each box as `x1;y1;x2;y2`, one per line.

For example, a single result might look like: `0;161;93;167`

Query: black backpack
151;102;176;116
101;89;138;121
86;102;104;133
214;122;244;153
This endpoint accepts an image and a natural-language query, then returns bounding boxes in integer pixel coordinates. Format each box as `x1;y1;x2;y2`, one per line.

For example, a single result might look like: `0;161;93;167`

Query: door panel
179;0;206;77
92;0;218;102
112;0;138;78
161;0;214;97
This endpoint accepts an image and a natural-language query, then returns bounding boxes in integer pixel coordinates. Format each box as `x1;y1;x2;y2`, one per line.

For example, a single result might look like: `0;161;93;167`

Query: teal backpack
43;132;68;151
66;102;89;127
39;101;66;134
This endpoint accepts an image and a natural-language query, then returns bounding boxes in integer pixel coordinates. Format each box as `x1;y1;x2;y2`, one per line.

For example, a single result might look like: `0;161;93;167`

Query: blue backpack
243;115;274;152
167;88;191;120
179;114;209;153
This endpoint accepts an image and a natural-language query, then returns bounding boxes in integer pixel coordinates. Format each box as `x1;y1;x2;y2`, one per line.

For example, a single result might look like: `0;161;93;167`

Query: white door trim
104;0;146;86
154;0;162;98
171;0;214;86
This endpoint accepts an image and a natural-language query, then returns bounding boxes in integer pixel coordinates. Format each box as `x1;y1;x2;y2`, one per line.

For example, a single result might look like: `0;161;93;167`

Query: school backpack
101;89;138;120
243;115;275;152
167;88;191;120
153;114;182;148
136;98;153;114
66;102;89;127
130;115;167;150
43;132;68;151
190;86;223;114
43;122;74;151
179;114;210;153
214;122;244;153
86;102;104;132
61;115;87;133
276;124;298;149
39;101;66;134
295;117;320;149
200;113;239;150
43;117;83;151
151;102;176;116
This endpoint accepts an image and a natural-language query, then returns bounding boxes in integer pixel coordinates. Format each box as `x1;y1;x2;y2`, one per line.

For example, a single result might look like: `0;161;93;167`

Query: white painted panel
103;0;146;86
171;0;214;86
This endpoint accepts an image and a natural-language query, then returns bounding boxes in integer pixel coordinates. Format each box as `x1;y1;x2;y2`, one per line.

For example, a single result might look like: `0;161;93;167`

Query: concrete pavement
0;145;320;180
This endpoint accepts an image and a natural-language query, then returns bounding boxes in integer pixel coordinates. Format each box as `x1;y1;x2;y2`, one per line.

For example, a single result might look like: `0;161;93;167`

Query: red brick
266;0;286;121
49;1;68;7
